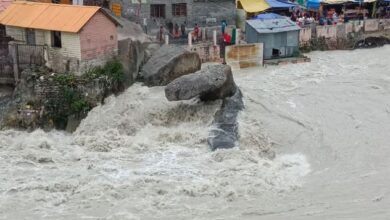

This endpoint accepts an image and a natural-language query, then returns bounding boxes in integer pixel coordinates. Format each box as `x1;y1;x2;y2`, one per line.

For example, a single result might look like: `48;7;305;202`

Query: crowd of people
157;20;234;46
289;3;390;27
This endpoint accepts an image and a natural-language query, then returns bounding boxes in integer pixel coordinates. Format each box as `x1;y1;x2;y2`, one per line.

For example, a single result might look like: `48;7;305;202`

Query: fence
14;44;46;68
0;43;46;85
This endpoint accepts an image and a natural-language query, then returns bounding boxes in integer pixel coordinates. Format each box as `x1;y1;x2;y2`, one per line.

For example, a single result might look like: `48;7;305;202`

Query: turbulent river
1;46;389;219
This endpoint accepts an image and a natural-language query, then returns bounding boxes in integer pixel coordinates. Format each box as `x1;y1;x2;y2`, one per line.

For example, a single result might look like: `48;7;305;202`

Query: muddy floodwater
0;46;389;219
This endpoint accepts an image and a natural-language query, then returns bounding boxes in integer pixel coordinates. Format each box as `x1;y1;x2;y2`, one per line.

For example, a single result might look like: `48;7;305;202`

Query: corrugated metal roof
246;18;301;34
0;1;115;33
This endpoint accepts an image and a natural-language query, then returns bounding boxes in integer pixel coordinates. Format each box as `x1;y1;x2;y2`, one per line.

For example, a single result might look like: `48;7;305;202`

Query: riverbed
0;46;389;219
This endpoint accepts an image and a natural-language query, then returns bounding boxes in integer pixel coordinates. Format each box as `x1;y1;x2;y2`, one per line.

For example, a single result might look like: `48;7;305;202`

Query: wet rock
355;36;390;49
141;45;201;86
165;64;237;102
38;157;54;164
208;89;244;150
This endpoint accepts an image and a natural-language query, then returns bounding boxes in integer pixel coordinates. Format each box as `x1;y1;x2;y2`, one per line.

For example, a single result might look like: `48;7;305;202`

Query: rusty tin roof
0;1;118;33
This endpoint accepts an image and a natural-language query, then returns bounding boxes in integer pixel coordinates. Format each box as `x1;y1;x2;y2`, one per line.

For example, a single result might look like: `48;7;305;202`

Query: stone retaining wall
299;19;390;49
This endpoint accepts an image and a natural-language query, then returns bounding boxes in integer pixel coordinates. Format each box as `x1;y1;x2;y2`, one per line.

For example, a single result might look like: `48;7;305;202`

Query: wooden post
213;30;217;46
236;29;240;45
165;35;169;45
10;43;19;83
188;32;192;48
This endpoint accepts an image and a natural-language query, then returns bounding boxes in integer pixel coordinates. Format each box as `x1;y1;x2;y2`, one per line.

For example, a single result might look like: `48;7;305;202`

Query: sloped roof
0;1;119;33
0;0;12;14
246;18;300;34
253;13;285;20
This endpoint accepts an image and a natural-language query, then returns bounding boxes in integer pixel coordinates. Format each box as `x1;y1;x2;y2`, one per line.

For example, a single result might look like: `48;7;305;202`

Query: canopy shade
307;0;321;9
322;0;351;3
322;0;377;3
238;0;270;13
266;0;297;8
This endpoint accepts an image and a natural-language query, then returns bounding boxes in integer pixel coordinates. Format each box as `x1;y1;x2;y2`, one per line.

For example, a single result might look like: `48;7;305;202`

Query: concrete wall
316;25;337;39
299;19;390;48
364;19;379;32
225;43;263;69
299;27;312;45
380;19;390;30
79;11;118;61
5;26;26;42
188;43;221;63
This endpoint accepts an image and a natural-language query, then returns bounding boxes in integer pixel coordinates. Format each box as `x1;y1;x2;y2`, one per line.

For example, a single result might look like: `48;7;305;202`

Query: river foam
0;79;310;219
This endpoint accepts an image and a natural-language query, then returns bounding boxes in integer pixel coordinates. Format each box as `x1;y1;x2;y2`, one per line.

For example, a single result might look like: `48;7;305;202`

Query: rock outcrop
165;64;237;102
354;36;390;49
208;89;244;150
141;45;201;86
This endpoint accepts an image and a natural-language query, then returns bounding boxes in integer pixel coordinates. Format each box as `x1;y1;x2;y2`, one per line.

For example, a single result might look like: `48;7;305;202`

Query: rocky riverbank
0;62;126;131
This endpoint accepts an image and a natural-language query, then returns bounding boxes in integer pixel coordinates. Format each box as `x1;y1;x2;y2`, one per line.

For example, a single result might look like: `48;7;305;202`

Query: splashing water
3;45;390;218
0;77;310;219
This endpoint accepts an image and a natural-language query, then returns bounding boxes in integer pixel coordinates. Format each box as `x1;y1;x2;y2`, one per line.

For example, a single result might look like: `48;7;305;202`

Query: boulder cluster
141;45;243;150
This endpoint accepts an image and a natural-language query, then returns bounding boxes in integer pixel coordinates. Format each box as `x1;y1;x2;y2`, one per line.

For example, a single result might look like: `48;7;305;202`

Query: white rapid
0;46;389;219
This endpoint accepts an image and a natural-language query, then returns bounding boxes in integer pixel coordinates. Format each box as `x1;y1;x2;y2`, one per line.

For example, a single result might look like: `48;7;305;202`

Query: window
26;29;36;45
150;4;165;18
172;3;187;17
51;31;62;48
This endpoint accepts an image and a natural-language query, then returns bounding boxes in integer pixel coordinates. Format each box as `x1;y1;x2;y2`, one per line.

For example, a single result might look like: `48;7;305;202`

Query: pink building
0;2;119;74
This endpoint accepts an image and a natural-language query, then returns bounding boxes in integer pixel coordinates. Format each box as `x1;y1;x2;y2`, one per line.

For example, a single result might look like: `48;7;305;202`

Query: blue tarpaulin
266;0;297;8
307;0;321;10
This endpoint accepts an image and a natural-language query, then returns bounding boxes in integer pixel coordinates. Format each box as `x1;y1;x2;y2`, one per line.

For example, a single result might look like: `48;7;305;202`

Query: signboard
112;3;121;17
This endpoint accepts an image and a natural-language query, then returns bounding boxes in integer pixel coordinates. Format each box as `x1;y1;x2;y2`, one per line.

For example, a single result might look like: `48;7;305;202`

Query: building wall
6;26;81;59
44;31;82;73
247;30;299;59
111;0;236;30
5;26;26;42
46;32;82;59
79;11;118;61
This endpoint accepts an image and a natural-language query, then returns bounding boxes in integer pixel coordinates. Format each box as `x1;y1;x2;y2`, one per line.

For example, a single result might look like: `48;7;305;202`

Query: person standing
180;23;186;37
193;23;200;42
158;26;164;43
174;23;180;38
143;18;148;34
221;20;227;34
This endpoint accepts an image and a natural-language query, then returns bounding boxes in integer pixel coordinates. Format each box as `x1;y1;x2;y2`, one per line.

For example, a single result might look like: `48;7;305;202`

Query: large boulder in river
165;64;237;101
141;45;201;86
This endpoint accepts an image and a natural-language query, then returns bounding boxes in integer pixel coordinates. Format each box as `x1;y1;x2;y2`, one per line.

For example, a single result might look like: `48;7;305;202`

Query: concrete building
245;15;300;59
0;2;119;74
110;0;236;32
